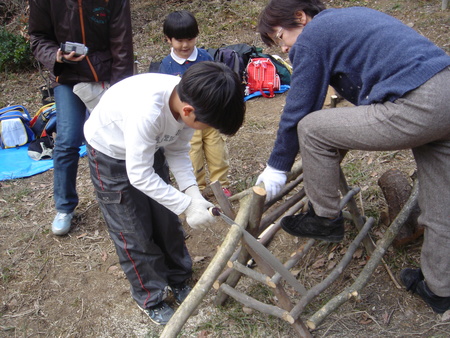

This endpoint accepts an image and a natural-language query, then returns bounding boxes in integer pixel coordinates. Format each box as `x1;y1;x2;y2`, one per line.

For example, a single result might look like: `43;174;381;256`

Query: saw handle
208;207;221;217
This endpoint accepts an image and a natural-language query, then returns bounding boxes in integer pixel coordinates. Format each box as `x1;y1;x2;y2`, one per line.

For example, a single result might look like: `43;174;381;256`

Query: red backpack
245;57;280;98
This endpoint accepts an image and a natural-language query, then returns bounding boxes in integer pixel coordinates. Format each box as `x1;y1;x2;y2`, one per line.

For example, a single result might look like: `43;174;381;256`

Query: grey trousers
297;67;450;296
87;145;192;309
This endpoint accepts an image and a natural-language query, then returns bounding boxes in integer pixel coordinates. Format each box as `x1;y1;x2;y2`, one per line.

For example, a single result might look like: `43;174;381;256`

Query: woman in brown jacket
28;0;134;235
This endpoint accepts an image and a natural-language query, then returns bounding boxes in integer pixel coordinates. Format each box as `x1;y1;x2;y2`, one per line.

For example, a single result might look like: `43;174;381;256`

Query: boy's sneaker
52;212;74;236
222;187;232;197
280;206;344;243
138;301;174;325
400;268;450;314
171;283;192;305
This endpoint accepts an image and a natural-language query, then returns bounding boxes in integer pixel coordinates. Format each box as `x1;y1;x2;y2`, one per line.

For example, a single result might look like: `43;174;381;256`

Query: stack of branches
160;159;419;337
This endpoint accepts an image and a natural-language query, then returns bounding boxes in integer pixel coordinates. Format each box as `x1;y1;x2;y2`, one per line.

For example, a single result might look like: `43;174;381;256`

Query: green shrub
0;27;33;72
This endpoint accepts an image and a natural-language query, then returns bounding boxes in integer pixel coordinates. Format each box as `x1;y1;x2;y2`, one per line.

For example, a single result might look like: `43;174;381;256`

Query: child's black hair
258;0;326;46
163;10;199;40
177;61;246;136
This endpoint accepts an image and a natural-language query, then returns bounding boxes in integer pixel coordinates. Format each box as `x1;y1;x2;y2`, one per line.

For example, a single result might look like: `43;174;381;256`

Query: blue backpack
0;105;35;148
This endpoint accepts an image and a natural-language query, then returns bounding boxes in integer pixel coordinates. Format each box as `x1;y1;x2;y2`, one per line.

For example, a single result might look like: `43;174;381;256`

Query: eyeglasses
273;28;285;47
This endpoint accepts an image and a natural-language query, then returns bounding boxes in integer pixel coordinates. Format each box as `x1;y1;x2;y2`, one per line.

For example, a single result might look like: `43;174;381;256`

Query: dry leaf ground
1;0;449;337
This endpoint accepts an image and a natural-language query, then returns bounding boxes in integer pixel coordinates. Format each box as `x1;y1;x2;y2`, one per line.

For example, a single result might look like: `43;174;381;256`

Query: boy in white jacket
84;62;245;325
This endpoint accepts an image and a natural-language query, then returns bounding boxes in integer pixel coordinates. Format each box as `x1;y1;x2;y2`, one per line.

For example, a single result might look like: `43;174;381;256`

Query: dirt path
1;0;450;336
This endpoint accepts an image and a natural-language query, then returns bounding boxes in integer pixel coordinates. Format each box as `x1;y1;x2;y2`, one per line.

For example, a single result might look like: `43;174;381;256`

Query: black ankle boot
399;268;424;292
400;268;450;314
281;204;344;243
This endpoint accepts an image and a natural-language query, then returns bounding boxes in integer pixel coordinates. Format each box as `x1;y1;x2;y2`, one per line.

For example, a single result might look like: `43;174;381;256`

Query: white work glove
256;165;287;201
184;185;215;230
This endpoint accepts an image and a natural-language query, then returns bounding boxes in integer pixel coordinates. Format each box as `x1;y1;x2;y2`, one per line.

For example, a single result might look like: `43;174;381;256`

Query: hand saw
209;207;307;295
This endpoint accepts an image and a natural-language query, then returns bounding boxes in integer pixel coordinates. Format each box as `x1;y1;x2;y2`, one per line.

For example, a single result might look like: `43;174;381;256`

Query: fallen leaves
359;312;373;325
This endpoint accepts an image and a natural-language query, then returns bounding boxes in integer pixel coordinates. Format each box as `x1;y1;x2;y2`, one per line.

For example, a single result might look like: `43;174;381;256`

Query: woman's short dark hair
258;0;326;46
163;10;199;40
177;62;246;135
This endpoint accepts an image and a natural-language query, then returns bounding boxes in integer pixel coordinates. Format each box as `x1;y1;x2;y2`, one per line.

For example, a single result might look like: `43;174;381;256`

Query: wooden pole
160;194;253;338
219;283;295;324
259;187;306;233
214;187;266;305
263;174;303;211
228;260;276;288
339;168;376;253
215;198;307;289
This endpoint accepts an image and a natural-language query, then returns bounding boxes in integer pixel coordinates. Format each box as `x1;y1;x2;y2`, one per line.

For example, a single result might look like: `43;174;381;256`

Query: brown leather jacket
29;0;134;87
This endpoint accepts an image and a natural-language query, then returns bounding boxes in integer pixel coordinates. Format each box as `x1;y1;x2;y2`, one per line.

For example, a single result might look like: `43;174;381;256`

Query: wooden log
242;229;307;295
259;198;307;245
339;186;361;209
306;180;419;331
248;186;266;236
228;260;276;288
249;197;307;273
339;167;376;254
378;169;422;247
343;169;401;287
214;188;266;305
216;198;307;288
219;283;295;324
161;222;243;338
270;185;361;287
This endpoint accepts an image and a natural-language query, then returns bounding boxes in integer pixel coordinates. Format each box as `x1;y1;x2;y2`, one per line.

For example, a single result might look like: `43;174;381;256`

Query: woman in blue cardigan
255;0;450;314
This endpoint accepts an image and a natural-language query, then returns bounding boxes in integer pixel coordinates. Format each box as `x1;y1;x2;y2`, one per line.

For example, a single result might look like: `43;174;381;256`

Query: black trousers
87;144;192;309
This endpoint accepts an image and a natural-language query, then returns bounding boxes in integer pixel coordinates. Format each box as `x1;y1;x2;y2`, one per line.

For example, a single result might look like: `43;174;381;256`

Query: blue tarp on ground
0;145;87;181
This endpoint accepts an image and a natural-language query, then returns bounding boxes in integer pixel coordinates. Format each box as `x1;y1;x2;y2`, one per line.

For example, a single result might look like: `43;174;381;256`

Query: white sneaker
52;212;73;236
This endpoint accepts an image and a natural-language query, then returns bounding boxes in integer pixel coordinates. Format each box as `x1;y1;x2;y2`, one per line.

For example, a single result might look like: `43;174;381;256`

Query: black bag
28;135;54;161
207;44;257;82
224;43;257;66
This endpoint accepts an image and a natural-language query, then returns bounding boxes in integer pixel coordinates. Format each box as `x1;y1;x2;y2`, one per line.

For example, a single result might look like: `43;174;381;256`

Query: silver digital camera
60;42;89;56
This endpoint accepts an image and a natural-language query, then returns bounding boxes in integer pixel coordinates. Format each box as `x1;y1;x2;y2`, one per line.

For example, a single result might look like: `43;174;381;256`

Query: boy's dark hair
163;10;199;40
177;61;246;135
258;0;326;47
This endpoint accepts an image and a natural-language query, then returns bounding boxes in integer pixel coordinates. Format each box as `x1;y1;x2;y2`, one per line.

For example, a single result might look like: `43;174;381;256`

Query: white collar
170;47;198;65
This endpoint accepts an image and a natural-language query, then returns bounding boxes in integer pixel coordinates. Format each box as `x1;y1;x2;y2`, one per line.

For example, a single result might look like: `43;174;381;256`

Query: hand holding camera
57;42;88;64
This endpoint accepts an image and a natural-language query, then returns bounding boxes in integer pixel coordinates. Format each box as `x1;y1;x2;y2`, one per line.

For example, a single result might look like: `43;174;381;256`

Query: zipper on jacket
78;0;99;82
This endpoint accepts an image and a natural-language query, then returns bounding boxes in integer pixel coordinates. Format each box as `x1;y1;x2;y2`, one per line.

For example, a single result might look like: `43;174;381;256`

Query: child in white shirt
84;61;245;325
